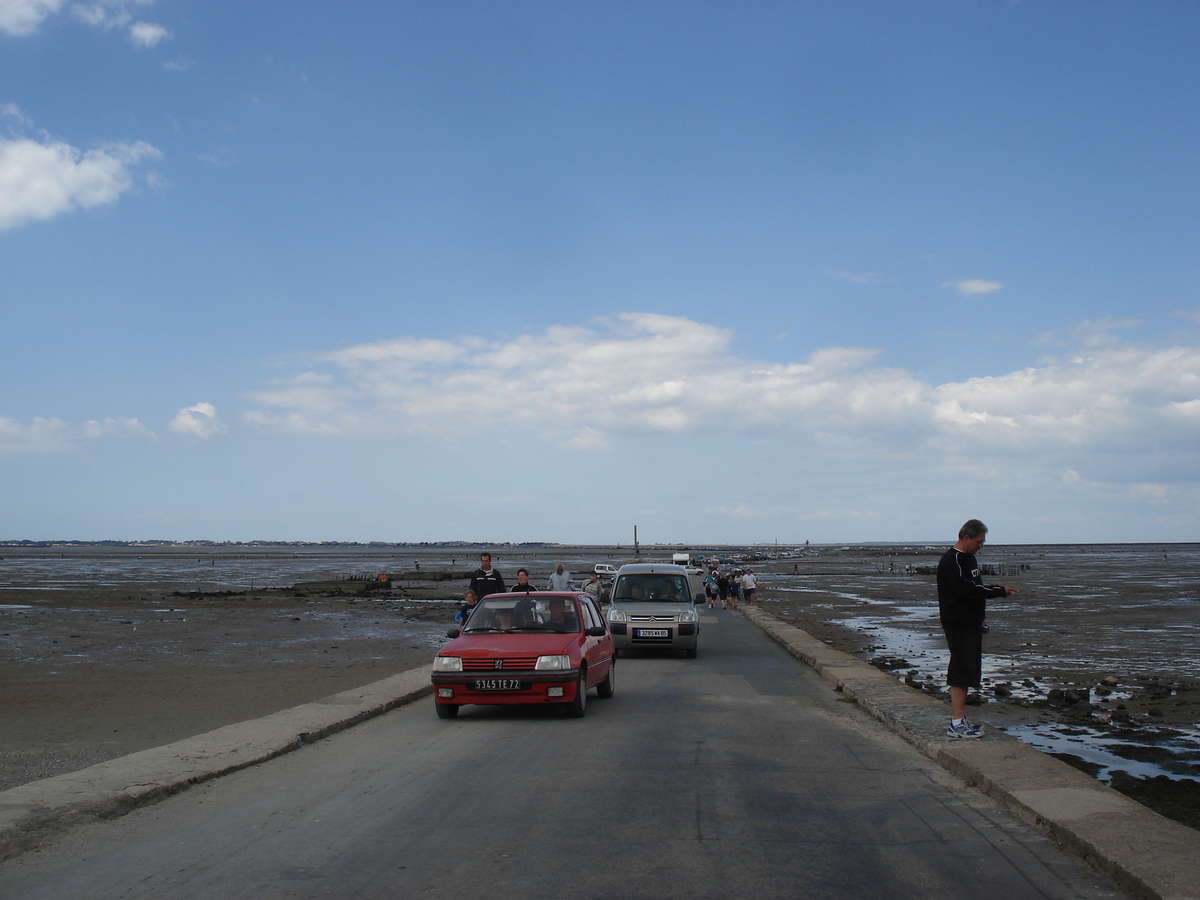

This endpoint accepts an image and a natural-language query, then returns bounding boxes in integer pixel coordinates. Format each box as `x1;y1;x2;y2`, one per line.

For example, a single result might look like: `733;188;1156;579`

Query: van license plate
635;628;669;638
472;679;525;691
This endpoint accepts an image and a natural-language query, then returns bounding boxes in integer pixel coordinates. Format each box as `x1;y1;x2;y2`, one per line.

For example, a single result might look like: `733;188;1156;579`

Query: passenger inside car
545;597;579;632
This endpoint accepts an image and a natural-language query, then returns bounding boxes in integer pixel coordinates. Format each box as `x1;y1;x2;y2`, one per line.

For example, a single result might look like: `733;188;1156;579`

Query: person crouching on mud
937;519;1018;739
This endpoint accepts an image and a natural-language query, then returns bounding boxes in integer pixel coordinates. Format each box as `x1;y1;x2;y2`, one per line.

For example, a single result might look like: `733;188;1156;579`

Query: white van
594;563;618;578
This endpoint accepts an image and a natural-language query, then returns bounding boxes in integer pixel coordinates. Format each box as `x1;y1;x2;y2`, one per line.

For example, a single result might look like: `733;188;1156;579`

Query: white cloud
70;0;153;30
1;0;162;36
0;415;152;452
0;416;72;452
943;279;1003;296
240;313;1200;486
169;403;227;439
1;102;34;128
80;416;152;440
128;18;167;46
0;0;65;36
0;134;160;229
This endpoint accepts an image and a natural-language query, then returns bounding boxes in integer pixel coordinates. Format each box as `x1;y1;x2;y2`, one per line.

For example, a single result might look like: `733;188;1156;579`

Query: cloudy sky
2;1;1198;545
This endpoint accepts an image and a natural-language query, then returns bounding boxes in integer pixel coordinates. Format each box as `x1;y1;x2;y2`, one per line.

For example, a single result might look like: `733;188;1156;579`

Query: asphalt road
0;609;1124;900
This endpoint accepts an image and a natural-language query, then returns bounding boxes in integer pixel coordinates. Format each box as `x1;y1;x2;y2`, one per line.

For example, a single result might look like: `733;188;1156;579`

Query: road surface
0;609;1124;899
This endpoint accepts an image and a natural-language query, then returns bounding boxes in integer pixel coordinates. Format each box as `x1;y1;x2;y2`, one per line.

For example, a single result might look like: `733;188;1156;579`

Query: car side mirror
695;593;705;604
586;626;607;637
446;627;461;638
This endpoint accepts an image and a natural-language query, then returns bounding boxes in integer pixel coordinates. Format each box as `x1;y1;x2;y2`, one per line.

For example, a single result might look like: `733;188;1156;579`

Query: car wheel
685;647;697;659
567;669;588;718
597;658;616;698
435;702;459;719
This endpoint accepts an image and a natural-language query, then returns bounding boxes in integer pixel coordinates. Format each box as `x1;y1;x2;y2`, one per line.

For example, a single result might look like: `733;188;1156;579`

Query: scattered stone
869;656;912;671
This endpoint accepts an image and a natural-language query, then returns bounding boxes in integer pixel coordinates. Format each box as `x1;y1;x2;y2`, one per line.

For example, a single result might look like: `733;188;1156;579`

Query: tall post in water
634;525;639;560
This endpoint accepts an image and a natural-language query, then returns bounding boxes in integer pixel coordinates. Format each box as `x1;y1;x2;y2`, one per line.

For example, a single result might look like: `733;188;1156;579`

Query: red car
432;592;615;718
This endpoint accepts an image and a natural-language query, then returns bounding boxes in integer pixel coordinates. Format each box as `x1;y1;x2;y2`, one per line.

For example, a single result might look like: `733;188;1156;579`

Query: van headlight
432;656;463;672
608;608;627;623
536;655;571;671
678;608;698;624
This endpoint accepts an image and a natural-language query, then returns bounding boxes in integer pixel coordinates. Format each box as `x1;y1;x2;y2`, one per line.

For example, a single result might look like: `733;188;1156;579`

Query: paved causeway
0;609;1126;899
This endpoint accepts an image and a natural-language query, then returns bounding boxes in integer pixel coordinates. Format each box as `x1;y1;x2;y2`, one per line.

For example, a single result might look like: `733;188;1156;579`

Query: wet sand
0;586;454;791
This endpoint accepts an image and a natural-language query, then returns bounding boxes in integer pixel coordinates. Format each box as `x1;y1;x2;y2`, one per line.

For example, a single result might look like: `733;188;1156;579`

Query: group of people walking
704;567;757;610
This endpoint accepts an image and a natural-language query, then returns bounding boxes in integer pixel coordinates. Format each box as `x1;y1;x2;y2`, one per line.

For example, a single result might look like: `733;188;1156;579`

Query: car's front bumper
608;622;698;650
431;669;582;705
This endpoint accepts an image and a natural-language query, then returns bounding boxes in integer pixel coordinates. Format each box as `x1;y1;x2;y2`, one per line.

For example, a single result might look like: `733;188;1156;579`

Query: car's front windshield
462;595;580;633
611;574;689;603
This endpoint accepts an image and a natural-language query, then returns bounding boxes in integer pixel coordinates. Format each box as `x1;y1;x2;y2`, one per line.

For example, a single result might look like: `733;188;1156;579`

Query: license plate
471;678;526;691
635;628;669;638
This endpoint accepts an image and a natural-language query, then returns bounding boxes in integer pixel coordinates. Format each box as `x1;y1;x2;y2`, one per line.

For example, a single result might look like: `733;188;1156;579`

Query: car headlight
608;608;627;623
432;656;463;672
535;655;571;671
678;608;698;624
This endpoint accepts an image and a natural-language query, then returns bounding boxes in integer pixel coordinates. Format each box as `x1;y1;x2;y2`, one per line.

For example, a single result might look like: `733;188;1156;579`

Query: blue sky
2;1;1199;544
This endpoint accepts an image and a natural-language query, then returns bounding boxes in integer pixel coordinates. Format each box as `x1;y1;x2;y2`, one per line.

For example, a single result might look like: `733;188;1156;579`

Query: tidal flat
1;543;1197;830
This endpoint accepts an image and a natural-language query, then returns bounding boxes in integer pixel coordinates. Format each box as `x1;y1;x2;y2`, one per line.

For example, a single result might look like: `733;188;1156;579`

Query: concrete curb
0;665;433;863
736;605;1200;900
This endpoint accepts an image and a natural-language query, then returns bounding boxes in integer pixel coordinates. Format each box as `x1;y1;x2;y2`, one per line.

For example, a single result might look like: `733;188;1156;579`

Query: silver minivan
606;563;701;658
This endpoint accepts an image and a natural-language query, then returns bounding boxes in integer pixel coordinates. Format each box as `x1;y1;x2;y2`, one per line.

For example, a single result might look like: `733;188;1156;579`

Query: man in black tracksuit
937;519;1018;738
469;552;505;601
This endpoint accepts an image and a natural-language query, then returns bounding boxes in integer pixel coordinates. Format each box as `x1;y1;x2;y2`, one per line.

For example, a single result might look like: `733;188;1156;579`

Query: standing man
937;520;1018;738
547;563;573;591
582;571;603;602
469;552;505;601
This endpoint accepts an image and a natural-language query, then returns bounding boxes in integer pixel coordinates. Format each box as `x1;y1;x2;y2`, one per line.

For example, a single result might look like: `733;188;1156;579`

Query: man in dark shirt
937;519;1017;738
469;552;505;601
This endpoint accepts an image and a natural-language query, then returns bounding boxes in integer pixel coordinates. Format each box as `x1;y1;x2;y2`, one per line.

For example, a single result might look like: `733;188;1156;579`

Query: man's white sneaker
947;719;983;738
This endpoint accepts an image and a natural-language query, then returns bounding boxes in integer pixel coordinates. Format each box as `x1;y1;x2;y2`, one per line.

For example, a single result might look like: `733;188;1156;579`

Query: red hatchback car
432;592;615;718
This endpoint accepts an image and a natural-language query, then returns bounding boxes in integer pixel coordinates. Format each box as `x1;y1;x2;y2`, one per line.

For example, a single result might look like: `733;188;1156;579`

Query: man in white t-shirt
741;568;758;604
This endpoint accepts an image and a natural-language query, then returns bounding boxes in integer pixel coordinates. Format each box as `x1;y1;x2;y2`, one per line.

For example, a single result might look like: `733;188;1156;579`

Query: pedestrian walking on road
937;519;1018;738
716;572;730;609
469;552;505;601
510;568;537;593
741;568;757;605
547;563;573;591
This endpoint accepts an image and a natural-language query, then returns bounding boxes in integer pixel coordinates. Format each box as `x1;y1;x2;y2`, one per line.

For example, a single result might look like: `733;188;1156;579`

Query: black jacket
937;548;1006;629
469;567;505;600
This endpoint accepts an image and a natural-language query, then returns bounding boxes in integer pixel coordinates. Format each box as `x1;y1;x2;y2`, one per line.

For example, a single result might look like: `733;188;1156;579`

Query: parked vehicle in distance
594;563;618;578
606;563;701;658
432;592;615;718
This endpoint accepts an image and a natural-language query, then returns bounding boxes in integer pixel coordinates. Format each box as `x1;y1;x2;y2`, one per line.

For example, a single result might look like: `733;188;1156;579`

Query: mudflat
0;585;453;791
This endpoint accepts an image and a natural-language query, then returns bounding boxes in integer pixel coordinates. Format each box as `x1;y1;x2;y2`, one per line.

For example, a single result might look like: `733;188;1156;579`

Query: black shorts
943;625;983;689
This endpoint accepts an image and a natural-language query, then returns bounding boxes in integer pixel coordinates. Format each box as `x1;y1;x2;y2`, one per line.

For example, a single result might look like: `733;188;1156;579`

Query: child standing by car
457;589;478;626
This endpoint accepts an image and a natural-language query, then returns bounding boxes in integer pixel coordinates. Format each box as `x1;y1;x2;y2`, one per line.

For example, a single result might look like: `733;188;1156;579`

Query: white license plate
635;628;669;638
471;678;525;691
